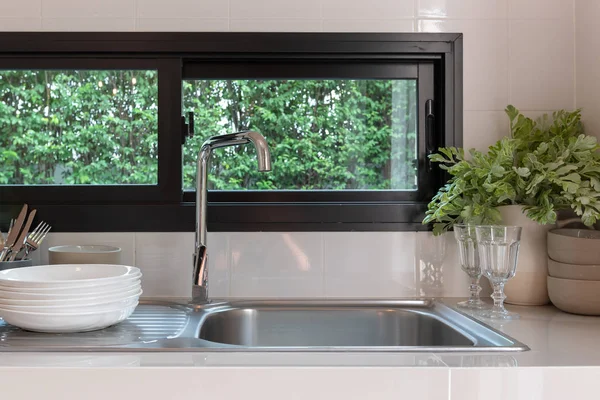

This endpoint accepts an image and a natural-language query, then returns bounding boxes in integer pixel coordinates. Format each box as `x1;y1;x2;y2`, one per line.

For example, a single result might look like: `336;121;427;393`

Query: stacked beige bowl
0;264;142;332
547;229;600;315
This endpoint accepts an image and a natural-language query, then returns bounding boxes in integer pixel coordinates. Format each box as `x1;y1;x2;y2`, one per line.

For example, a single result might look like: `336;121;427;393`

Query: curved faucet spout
202;131;272;172
193;131;272;303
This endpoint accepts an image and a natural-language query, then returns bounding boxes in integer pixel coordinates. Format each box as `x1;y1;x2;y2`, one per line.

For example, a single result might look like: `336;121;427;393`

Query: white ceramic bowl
548;258;600;281
0;274;141;293
0;303;138;333
547;276;600;315
0;286;142;306
0;290;141;313
0;281;141;300
0;264;140;288
49;245;122;265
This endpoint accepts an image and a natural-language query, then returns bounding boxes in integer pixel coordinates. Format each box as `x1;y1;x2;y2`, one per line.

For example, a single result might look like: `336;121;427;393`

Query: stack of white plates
0;264;142;333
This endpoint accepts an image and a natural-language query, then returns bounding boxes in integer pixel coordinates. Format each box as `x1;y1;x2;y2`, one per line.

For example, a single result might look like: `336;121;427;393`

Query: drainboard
0;303;193;349
0;300;529;352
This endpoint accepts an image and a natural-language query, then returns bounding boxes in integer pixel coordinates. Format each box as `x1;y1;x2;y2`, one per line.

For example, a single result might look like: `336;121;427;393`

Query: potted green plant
423;105;600;305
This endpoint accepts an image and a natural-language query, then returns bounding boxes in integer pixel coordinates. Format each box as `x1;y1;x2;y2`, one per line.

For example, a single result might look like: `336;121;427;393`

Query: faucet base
192;285;209;304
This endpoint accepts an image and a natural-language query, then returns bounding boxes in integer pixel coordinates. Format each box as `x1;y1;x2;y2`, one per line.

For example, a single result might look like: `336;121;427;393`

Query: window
1;69;158;185
182;79;418;191
0;33;463;232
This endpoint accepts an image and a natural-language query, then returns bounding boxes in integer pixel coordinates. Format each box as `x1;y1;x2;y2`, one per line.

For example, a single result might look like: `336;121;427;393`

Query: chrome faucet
193;131;272;303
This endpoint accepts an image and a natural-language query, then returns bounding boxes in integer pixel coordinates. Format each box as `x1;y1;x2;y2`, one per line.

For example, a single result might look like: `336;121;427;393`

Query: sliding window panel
181;60;439;227
0;58;182;204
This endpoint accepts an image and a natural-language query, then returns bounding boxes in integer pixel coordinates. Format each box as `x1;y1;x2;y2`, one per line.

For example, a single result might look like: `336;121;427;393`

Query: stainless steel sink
199;305;473;347
0;299;529;352
197;300;528;352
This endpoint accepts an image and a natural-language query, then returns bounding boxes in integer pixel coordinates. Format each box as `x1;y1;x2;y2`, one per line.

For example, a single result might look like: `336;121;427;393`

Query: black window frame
0;32;463;232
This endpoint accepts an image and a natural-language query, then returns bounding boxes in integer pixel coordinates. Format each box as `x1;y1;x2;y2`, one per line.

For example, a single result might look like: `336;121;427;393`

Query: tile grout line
319;0;323;32
227;0;231;31
133;0;138;31
572;0;577;109
413;0;418;30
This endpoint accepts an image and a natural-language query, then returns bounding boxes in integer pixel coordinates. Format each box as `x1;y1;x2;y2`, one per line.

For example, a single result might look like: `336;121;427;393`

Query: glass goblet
453;224;485;310
475;225;522;320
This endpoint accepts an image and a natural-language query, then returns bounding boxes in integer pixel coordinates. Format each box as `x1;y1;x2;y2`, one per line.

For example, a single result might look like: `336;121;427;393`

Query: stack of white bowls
0;264;142;333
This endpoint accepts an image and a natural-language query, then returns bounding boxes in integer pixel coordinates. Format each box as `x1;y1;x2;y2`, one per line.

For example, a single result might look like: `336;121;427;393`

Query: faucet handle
193;245;208;287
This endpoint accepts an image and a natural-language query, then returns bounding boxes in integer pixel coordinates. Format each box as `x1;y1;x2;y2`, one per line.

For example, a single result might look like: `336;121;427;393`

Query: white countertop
0;298;599;400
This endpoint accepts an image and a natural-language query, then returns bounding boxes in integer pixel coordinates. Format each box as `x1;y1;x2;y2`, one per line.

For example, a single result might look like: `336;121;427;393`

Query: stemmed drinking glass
475;225;523;320
453;224;485;310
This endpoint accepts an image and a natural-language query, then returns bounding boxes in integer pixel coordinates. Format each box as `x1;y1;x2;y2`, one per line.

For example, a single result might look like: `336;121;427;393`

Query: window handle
425;99;435;172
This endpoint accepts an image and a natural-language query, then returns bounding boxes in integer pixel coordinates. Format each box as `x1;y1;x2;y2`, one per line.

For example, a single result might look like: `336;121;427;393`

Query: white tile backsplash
417;0;507;19
463;110;508;150
323;19;414;32
134;233;193;299
509;18;575;110
42;0;135;18
41;18;136;31
419;19;509;111
136;0;228;19
206;232;231;298
230;0;321;19
321;0;414;20
31;231;474;299
0;0;42;18
230;18;322;32
0;18;42;30
229;232;324;297
323;232;417;298
508;0;573;20
575;1;600;140
1;0;583;299
136;18;229;31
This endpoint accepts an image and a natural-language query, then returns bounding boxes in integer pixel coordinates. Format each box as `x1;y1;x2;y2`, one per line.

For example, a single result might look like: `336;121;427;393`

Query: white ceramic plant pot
497;205;554;306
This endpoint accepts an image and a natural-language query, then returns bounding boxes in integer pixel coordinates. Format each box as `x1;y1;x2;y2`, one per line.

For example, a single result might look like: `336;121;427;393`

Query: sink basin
199;308;473;347
197;300;528;352
0;299;529;352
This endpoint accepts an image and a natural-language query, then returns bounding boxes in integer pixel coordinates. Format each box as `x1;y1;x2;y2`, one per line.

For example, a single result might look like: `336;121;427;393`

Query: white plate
0;273;141;293
0;289;142;310
0;290;141;313
0;303;138;333
0;264;140;288
0;281;141;300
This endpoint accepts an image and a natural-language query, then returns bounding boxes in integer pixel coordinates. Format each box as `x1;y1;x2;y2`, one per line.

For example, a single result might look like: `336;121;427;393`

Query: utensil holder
0;259;34;271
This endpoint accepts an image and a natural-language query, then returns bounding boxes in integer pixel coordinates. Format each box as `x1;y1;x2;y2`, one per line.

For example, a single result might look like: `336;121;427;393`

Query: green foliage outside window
0;70;158;185
0;71;418;191
183;79;418;191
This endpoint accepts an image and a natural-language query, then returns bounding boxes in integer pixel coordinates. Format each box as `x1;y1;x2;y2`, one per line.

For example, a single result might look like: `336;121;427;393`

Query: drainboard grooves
0;304;190;348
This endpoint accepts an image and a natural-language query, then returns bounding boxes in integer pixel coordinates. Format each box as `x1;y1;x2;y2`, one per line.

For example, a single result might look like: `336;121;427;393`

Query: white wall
2;0;577;299
575;0;600;138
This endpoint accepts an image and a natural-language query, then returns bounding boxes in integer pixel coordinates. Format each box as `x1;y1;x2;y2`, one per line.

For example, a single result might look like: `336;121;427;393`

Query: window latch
181;111;194;144
425;99;435;172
